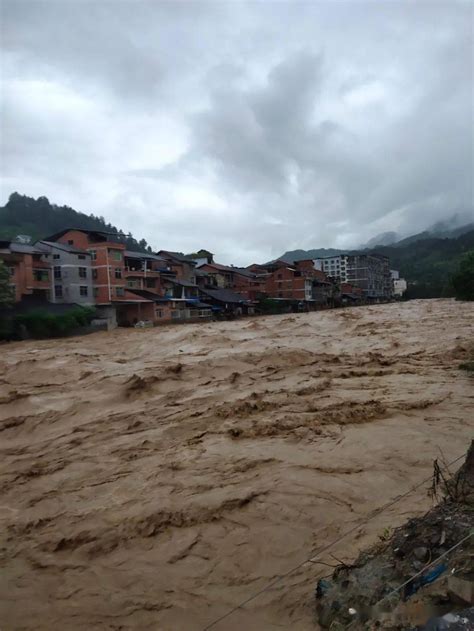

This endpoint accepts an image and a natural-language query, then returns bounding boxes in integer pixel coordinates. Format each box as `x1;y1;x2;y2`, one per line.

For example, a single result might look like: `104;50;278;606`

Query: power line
200;453;465;631
377;530;473;604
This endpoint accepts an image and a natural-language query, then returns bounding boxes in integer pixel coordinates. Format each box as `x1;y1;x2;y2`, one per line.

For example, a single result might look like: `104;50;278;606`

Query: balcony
124;267;162;278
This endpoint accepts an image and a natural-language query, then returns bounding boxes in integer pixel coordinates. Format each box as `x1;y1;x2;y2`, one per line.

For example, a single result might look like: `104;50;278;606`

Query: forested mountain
0;193;153;253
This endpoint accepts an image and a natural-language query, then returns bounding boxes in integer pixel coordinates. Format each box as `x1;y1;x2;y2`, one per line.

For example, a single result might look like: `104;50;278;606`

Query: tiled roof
37;240;90;255
198;263;256;278
44;228;122;242
199;288;249;304
0;241;47;255
124;250;167;261
158;250;197;265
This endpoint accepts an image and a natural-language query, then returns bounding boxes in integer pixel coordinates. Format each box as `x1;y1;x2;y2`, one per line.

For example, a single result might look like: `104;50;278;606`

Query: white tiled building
314;255;349;282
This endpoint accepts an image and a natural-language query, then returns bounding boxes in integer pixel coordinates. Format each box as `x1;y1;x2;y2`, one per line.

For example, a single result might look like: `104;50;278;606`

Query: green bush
5;306;96;340
257;298;287;314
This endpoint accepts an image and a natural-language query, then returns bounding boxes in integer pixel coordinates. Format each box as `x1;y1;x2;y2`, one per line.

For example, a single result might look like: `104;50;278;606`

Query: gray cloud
1;0;472;263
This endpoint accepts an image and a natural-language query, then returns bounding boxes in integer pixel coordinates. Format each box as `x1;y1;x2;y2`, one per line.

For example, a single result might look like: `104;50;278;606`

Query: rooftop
200;288;249;304
0;240;47;255
197;262;256;278
37;240;90;255
157;250;197;265
124;250;167;262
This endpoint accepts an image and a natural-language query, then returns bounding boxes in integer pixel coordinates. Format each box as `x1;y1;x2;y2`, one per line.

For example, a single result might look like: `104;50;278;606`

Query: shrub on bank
0;306;96;340
256;298;288;314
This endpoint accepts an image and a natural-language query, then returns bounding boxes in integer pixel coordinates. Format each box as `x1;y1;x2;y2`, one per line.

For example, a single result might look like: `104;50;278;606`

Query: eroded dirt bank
0;299;473;631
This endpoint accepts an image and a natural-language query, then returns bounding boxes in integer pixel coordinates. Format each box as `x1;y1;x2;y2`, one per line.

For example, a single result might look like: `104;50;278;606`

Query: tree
451;250;474;301
0;260;15;307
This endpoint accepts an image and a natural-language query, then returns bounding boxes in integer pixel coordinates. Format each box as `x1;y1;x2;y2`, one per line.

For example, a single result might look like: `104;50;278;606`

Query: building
36;241;93;305
124;250;170;295
199;288;254;317
45;229;156;326
340;282;365;304
314;253;392;300
0;240;51;303
346;254;392;299
263;260;313;301
314;255;350;282
157;251;197;283
391;270;407;297
196;262;266;300
185;249;214;266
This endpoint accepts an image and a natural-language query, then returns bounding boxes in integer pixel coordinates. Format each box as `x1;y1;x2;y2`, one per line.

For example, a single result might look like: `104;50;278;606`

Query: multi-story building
196;262;267;300
124;250;170;295
157;251;197;283
314;255;349;282
45;229;156;325
0;240;51;303
37;241;93;305
259;260;313;301
314;254;392;299
345;254;392;299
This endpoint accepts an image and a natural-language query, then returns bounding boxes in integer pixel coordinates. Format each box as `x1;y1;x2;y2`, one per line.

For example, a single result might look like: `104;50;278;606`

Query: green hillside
0;193;152;252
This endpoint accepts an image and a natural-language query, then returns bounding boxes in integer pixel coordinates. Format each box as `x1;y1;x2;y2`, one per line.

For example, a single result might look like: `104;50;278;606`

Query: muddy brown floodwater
1;299;473;631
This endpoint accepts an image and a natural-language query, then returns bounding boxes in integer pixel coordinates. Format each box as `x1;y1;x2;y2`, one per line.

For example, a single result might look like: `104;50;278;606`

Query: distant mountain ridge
280;221;474;263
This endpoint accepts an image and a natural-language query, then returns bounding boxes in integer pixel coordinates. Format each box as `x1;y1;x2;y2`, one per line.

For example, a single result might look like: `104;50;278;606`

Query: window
93;287;99;298
54;266;61;280
80;286;88;297
68;239;74;245
78;254;86;260
92;269;98;280
115;287;125;297
277;273;282;279
55;285;63;298
33;269;49;281
8;267;15;276
157;309;164;318
79;267;87;278
278;292;283;297
145;279;155;288
110;250;122;261
89;250;97;261
115;267;122;279
53;254;60;260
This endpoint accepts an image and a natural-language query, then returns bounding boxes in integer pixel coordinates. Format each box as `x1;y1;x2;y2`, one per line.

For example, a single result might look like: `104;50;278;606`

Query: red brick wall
264;266;306;299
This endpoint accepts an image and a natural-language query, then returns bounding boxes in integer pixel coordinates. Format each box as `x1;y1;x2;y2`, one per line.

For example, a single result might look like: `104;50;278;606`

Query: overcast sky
1;1;473;264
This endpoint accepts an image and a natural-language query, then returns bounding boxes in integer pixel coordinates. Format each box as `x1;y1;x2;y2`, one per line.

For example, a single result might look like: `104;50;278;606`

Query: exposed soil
0;299;473;630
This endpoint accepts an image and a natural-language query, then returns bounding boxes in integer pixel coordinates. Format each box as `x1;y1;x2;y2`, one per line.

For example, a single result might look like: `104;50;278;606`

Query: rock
448;576;474;605
414;546;429;561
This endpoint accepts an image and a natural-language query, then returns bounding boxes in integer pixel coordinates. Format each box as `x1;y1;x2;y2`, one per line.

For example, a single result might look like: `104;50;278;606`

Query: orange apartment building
0;240;51;303
45;229;156;325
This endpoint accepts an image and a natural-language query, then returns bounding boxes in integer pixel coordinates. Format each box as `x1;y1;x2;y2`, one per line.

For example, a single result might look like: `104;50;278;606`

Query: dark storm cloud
1;0;472;263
